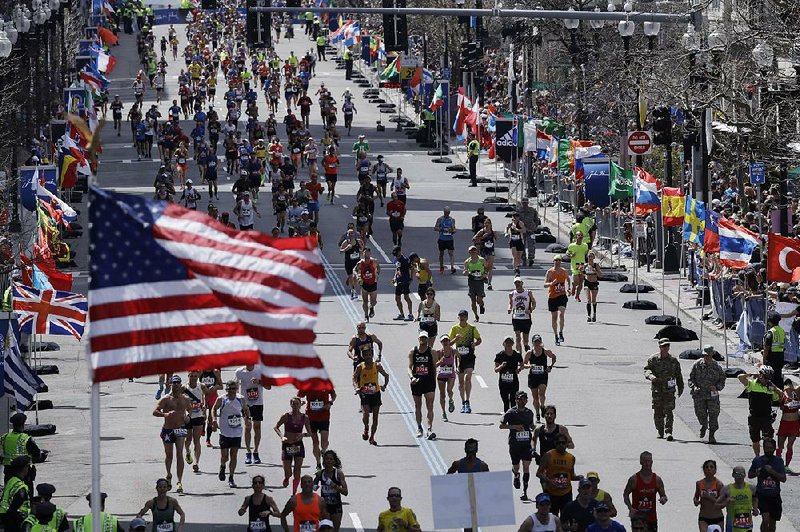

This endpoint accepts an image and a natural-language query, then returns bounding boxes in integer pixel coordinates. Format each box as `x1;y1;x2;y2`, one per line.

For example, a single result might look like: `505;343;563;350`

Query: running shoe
176;482;183;493
192;464;199;473
451;267;457;275
487;283;493;290
554;335;560;346
465;402;472;414
536;414;541;423
362;429;369;441
206;440;212;448
427;432;437;441
442;412;448;422
166;475;172;490
369;307;375;318
559;332;564;342
587;316;592;322
369;438;377;446
416;426;424;438
480;305;485;314
592;316;596;322
253;453;261;464
394;314;405;320
228;477;237;488
185;451;193;464
666;433;674;442
245;453;252;465
155;386;163;400
520;492;529;501
513;472;520;489
460;403;466;413
576;294;581;302
406;314;414;321
218;466;225;481
439;266;445;273
282;477;290;488
448;399;455;413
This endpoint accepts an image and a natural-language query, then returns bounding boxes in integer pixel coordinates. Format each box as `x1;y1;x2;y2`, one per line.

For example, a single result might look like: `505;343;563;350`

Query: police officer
688;344;727;444
763;313;785;387
467;133;480;187
74;493;124;532
343;47;353;80
644;338;684;441
23;500;57;532
0;455;32;530
316;34;327;61
1;413;44;483
31;483;68;531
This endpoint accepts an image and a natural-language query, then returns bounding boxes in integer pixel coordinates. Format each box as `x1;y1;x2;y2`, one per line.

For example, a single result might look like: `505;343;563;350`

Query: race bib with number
470;271;483;279
391;211;400;217
250;520;267;531
762;477;777;489
285;444;302;456
531;365;545;375
501;372;514;383
421;316;434;323
513;309;528;319
515;430;530;441
310;400;325;411
553;283;565;295
733;513;753;529
201;376;216;387
173;428;187;438
667;378;677;389
457;347;470;356
438;365;453;377
191;401;202;413
552;473;569;489
156;523;174;532
785;400;800;409
484;241;494;248
299;521;317;532
415;365;430;376
511;234;521;240
349;251;360;260
228;414;242;428
246;387;260;401
362;383;377;394
637;496;654;512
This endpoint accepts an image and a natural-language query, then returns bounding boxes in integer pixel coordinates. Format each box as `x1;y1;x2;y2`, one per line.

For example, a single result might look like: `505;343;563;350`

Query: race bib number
552;473;569;490
363;270;374;280
391;211;400;217
362;383;377;395
228;414;242;428
470;271;483;279
515;430;530;441
415;365;430;376
250;520;267;531
421;316;434;323
285;444;302;456
173;428;188;438
553;283;565;295
246;387;260;401
299;522;317;532
733;513;753;529
785;400;800;409
310;400;325;411
484;241;494;248
666;378;676;389
438;365;453;377
457;346;470;356
156;523;174;532
500;372;514;383
178;158;186;164
762;477;777;489
513;309;527;319
191;401;202;413
637;496;654;512
531;365;545;375
201;376;216;387
710;390;720;399
511;234;521;240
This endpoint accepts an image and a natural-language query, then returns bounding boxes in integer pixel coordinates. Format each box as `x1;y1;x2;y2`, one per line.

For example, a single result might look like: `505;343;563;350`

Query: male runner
508;277;535;354
500;391;535;501
434;207;457;274
353;350;389;446
355;248;380;321
463;246;486;321
386;193;406;247
566;231;589;301
623;451;668;531
392;246;414;321
748;437;786;531
153;375;192;493
297;387;336;471
449;310;482;414
212;380;251;488
544;256;570;346
409;332;437;440
235;364;268;465
536;434;581;516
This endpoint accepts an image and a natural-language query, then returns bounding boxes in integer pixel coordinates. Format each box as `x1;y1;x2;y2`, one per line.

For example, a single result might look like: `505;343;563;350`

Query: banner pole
722;268;729;369
699;248;706;350
676;241;684;322
633;204;639;302
661;214;666;311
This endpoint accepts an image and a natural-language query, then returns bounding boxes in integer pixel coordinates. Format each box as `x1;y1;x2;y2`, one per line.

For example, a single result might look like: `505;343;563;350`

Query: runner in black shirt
500;391;535;501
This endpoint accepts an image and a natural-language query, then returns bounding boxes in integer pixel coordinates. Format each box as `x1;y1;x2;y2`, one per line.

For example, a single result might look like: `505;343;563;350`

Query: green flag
380;55;400;81
558;139;571;174
540;118;565;136
609;162;634;199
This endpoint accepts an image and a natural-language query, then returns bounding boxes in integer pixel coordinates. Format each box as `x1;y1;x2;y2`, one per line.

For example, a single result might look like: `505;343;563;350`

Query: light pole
563;10;582;139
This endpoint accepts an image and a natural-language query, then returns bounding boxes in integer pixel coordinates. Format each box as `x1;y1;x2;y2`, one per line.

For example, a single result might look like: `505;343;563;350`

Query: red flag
20;253;73;291
97;27;119;46
767;233;800;283
661;187;685;227
488;141;495;160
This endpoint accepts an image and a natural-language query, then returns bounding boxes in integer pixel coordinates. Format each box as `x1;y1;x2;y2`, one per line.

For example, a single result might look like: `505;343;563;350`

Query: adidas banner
495;119;522;164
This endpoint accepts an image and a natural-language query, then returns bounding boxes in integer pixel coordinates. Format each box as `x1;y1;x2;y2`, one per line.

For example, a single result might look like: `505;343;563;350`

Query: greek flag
0;325;45;411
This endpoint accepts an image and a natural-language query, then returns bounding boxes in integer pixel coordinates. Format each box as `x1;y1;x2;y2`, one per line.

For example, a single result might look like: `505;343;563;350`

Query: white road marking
369;235;392;263
342;204;348;209
475;375;488;388
349;513;365;532
413;292;421;301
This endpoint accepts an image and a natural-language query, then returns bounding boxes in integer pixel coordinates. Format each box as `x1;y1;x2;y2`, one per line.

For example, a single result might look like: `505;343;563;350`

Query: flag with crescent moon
767;233;800;283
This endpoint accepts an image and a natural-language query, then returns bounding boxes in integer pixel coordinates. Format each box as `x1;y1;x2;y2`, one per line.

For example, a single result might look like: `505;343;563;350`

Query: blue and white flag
719;218;759;269
0;324;46;411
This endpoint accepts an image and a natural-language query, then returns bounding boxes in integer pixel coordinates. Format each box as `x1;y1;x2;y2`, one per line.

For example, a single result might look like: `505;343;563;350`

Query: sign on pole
749;161;766;185
431;471;515;530
627;130;653;156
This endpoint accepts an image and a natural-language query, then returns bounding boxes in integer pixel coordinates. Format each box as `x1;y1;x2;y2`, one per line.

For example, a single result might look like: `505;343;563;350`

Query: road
28;20;799;532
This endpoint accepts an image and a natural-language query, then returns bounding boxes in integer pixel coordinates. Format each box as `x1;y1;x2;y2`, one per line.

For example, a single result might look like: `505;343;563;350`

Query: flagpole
722;267;729;369
34;334;39;425
698;247;706;350
675;241;684;322
661;213;667;312
633;204;639;302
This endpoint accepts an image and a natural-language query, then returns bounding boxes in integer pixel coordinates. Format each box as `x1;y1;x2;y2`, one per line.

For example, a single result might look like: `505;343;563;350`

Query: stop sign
627;131;653;155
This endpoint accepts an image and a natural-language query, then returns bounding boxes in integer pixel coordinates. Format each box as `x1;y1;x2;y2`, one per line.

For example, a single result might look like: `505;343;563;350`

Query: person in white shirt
180;179;201;210
235;364;270;466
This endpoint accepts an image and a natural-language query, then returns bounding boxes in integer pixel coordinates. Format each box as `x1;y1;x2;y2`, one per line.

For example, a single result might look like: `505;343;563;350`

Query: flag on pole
766;233;800;282
0;326;46;411
97;26;119;46
36;181;78;225
379;55;400;81
661;187;685;227
88;187;333;390
609;162;634;199
683;196;706;246
20;252;73;292
719;219;759;269
704;209;721;253
13;284;87;340
409;67;422;94
429;83;444;112
634;174;660;214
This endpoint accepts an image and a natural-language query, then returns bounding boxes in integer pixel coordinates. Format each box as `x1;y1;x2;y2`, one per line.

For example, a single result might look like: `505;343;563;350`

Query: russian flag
719;218;759;269
704;209;720;253
634;177;660;214
536;130;551;160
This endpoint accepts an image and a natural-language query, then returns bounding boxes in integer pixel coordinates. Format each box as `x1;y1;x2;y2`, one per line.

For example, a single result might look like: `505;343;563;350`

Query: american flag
0;324;46;411
13;284;87;340
88;187;332;390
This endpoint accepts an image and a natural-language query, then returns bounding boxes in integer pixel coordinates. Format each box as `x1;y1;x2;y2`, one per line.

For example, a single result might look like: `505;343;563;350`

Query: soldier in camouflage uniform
688;345;727;444
644;338;684;441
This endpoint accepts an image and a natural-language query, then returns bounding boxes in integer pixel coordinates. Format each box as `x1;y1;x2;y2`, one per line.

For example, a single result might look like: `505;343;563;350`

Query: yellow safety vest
0;476;30;517
1;432;31;465
316;36;326;46
468;140;480;156
74;512;118;532
770;325;785;353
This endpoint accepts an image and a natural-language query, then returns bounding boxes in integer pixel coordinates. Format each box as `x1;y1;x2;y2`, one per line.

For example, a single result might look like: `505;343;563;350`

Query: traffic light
383;0;408;53
246;0;271;49
467;42;482;68
652;106;672;146
459;41;470;66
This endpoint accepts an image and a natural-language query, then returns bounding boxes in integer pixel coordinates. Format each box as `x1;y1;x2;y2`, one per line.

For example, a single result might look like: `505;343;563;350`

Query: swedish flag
683;196;706;246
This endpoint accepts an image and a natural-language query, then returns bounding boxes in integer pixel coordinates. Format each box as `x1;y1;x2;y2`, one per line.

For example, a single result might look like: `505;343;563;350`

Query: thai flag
634;176;660;213
719;218;759;269
536;130;551;160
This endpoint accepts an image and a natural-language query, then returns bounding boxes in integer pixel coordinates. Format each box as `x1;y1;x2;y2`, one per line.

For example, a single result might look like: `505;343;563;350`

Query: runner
435;334;458;422
517;494;561;532
495;337;524;413
235;364;267;465
585;471;618;518
183;371;211;474
417;287;440;348
524;335;557;423
693;460;724;531
339;228;363;300
434;207;457;274
355;248;380;321
274;397;312;493
748;437;786;531
376;487;421;532
348;322;384;368
777;379;800;472
386;193;406;247
506;212;527;274
199;368;223;448
464;246;486;322
536;434;580;516
353;349;389;446
544;256;570;346
645;338;684;441
447;439;490;476
153;375;191;493
391;167;410;204
560;479;598;530
297;387;336;472
392;246;414;321
212;380;251;489
533;405;574;459
322;148;339;203
372;155;392;206
279;475;327;532
235;190;260;230
409;332;437;440
448;310;482;414
238;474;280;532
582;250;601;322
508;277;535;354
473;218;496;290
715;466;757;532
500;391;535;501
623;451;668;531
342;98;356;136
566;231;589;302
738;366;781;456
313;450;348;532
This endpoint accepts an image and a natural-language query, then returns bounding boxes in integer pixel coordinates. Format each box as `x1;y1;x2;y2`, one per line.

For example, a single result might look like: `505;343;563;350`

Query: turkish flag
767;233;800;282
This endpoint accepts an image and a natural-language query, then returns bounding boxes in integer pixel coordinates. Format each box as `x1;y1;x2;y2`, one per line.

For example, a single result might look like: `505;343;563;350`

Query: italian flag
429;83;443;112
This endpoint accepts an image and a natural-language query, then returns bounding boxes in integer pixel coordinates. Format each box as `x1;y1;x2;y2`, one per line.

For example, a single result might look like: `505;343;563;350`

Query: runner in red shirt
385;192;407;247
322;149;339;203
623;451;668;530
305;174;324;224
297;388;337;471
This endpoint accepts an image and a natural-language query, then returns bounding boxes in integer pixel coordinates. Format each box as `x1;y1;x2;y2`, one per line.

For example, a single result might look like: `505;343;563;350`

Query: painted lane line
349;512;365;532
369;235;392;263
475;375;488;389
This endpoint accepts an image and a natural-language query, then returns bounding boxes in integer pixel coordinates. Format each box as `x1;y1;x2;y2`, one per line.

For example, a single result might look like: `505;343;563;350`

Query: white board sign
431;471;515;529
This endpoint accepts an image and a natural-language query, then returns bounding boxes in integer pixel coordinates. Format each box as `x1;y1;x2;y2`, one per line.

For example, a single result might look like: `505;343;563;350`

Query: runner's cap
503;336;514;344
703;344;715;354
586;471;600;480
170;375;182;384
532;334;543;343
658;338;670;346
553;255;563;261
418;331;429;338
535;493;551;504
513;277;523;284
458;309;469;316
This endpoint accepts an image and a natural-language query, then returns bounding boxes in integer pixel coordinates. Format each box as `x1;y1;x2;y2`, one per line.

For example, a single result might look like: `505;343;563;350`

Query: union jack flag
13;284;88;340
